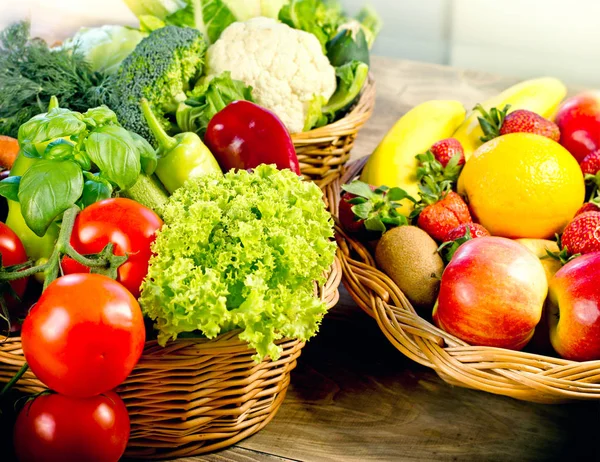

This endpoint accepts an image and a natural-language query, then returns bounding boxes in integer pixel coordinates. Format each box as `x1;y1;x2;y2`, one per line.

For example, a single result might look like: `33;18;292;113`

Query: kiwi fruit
375;226;444;310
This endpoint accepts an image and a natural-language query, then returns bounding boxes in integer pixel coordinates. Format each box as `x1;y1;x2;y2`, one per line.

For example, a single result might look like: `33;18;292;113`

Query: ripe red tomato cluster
1;199;162;462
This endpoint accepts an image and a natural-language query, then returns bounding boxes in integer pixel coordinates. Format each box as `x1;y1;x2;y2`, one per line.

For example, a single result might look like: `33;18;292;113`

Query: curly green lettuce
140;164;336;361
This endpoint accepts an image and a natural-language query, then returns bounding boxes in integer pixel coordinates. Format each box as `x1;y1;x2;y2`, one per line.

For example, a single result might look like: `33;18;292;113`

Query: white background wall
2;0;599;87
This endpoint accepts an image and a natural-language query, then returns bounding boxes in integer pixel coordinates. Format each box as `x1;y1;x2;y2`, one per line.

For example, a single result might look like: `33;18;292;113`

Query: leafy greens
140;164;337;361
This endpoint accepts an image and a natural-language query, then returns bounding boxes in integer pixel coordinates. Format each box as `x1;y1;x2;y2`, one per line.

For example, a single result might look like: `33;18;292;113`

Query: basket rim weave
327;157;600;404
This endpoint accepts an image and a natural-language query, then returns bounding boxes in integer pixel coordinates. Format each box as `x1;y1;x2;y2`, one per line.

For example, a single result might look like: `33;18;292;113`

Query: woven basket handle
341;155;371;185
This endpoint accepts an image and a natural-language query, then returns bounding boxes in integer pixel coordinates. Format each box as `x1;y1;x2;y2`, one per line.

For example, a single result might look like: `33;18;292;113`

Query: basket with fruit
330;78;600;403
0;19;344;458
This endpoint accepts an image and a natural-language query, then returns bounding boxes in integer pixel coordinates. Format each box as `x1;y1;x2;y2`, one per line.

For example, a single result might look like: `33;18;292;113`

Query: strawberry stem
475;104;511;143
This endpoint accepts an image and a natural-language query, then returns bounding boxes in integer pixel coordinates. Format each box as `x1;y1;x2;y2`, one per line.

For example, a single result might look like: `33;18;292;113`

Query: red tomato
0;222;28;309
14;391;130;462
21;273;145;397
62;198;162;297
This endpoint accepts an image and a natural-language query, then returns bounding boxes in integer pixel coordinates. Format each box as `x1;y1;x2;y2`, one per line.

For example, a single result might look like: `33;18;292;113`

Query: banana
360;100;466;216
454;77;567;160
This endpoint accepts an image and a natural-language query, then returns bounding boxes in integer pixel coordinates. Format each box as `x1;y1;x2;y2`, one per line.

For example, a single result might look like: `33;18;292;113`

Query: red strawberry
475;104;560;142
580;149;600;175
561;211;600;255
339;181;413;235
339;190;367;233
443;222;490;242
429;138;465;168
417;192;472;242
500;109;560;141
575;202;600;216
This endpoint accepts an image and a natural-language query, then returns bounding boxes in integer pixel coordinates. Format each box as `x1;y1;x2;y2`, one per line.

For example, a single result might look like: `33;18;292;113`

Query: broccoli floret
112;25;206;145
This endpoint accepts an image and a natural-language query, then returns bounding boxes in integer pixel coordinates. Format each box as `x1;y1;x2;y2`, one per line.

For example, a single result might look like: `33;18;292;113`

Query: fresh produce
123;0;381;48
0;135;19;169
561;211;600;256
317;60;370;129
428;138;465;168
338;181;413;234
112;25;207;145
176;71;255;137
475;105;560;142
140;164;336;361
433;237;548;350
0;222;28;313
458;133;585;238
452;77;567;160
326;22;370;66
13;392;130;462
547;252;600;361
375;226;444;310
21;273;146;397
416;191;472;242
0;22;112;138
141;99;221;192
437;222;490;263
576;202;600;215
580;149;600;175
360;100;466;215
62;198;163;297
205;100;301;174
555;92;600;163
61;25;148;74
205;17;336;134
515;238;562;283
0;104;166;241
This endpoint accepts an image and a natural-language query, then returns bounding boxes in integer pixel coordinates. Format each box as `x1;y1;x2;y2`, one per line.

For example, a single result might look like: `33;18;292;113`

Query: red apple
548;252;600;361
433;236;548;350
555;92;600;163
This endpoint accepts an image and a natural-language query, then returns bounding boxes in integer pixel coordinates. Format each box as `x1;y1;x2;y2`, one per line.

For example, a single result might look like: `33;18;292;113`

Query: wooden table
193;57;600;462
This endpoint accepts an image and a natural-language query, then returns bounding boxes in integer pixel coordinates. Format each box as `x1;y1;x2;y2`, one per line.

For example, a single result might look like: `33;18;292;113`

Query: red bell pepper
204;100;301;175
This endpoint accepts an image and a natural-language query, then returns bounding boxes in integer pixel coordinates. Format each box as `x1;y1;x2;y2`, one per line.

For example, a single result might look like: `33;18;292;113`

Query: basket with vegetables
0;0;380;190
0;38;342;459
329;78;600;404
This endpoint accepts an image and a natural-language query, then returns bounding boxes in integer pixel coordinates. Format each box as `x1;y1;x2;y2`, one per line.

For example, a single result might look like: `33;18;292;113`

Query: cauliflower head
205;17;336;133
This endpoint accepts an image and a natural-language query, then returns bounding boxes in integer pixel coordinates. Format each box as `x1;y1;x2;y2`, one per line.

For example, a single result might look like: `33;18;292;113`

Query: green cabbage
62;26;147;74
140;165;336;361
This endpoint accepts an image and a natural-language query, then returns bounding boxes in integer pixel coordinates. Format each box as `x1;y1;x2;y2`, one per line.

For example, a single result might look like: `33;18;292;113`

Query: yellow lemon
458;133;584;239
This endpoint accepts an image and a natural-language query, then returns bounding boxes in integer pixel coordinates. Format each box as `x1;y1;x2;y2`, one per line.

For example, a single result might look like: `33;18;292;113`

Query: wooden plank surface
189;58;600;461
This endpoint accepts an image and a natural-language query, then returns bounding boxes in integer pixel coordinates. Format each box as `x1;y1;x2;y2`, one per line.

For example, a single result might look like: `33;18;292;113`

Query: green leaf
17;108;85;145
364;215;386;232
351;201;372;219
0;176;20;201
18;159;83;236
321;60;369;123
43;139;75;161
341;180;374;199
82;105;119;128
386;187;411;202
129;131;158;175
78;179;112;209
346;196;367;205
20;143;41;159
84;125;141;190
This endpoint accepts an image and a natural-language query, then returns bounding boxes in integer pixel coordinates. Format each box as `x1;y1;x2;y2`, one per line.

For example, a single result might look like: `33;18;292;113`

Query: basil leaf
0;176;21;202
18;109;85;145
78;179;112;209
18;160;84;237
21;143;42;159
84;126;141;190
129;131;158;175
341;180;375;199
44;139;75;161
83;106;119;128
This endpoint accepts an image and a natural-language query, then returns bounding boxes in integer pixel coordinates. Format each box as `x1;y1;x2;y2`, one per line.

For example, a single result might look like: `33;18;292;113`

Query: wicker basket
0;258;342;459
328;157;600;404
292;75;376;189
